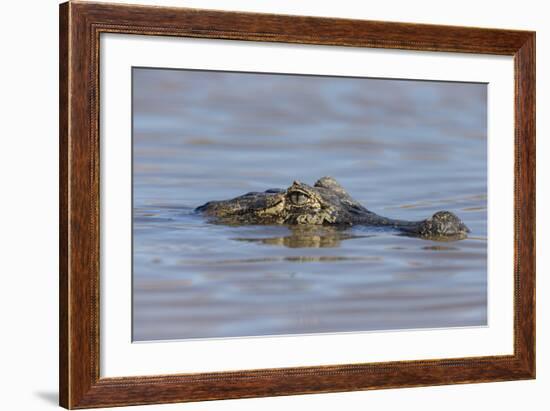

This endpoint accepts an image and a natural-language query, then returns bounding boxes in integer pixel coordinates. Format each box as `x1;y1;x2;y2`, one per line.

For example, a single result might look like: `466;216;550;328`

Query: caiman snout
413;211;470;239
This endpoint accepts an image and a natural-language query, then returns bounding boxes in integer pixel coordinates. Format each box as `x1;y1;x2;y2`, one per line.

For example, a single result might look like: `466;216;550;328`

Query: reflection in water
132;68;488;341
132;206;487;341
421;245;460;251
232;225;371;248
180;255;383;265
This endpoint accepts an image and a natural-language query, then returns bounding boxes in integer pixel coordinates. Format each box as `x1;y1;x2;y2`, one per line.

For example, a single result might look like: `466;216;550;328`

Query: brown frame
59;1;536;409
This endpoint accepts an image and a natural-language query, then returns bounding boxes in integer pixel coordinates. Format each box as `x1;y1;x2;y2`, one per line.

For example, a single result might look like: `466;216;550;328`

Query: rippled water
132;68;487;341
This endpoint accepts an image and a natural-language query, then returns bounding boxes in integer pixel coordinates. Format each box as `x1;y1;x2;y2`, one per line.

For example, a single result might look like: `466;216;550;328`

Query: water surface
132;68;487;341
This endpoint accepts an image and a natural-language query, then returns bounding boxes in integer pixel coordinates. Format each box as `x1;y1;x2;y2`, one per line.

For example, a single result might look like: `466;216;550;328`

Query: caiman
195;177;470;240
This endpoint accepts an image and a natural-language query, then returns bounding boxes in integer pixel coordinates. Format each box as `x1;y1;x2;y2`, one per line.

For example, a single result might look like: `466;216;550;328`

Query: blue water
132;68;487;341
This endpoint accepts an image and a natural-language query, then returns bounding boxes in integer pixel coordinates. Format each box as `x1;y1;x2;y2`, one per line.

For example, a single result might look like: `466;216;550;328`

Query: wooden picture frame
59;1;535;408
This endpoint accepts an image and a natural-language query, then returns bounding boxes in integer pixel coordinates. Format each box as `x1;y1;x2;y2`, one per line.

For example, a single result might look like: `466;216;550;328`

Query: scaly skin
195;177;471;240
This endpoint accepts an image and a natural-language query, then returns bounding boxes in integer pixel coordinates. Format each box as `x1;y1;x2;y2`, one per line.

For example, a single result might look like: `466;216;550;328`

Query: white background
0;0;546;410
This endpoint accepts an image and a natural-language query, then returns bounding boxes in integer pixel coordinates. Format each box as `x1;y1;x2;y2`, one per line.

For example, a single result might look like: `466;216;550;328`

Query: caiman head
195;177;366;226
195;176;471;240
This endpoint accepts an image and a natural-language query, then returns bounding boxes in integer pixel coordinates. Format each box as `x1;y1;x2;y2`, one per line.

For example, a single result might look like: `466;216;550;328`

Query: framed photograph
59;1;535;409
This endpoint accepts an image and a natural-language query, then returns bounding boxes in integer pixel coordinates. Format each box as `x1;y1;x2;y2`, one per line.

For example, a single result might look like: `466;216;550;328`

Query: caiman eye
289;191;309;205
